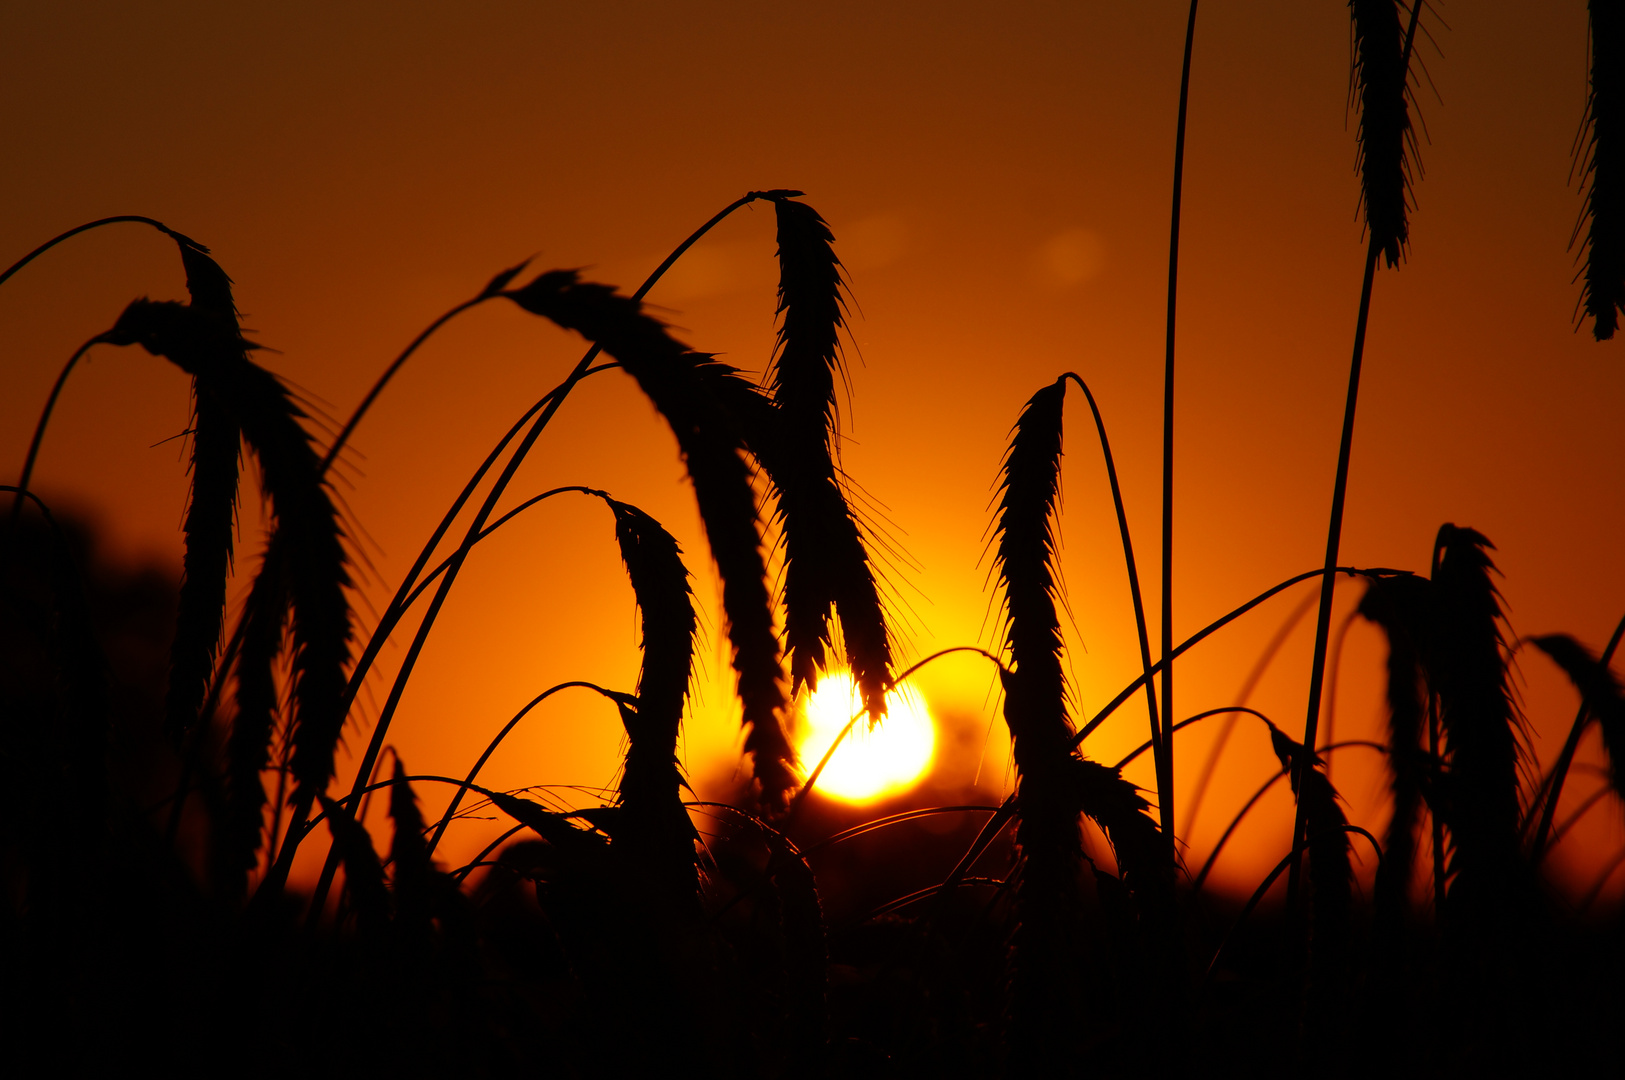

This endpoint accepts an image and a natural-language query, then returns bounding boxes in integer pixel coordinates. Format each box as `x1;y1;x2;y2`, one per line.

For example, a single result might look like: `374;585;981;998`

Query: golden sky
5;1;1623;897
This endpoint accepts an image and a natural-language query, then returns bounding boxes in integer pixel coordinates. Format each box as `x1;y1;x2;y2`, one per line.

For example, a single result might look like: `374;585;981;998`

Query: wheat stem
1059;374;1162;797
1070;566;1371;748
0;215;177;289
1114;706;1277;769
11;337;100;523
424;680;625;857
1160;0;1200;880
1290;0;1425;917
284;190;774;917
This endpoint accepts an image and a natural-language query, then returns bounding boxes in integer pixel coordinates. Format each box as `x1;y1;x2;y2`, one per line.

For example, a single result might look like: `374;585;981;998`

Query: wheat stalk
762;198;893;724
1293;0;1426;909
504;271;794;808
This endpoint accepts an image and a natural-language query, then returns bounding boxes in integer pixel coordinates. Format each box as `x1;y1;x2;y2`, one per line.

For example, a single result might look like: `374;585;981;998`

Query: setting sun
796;672;936;803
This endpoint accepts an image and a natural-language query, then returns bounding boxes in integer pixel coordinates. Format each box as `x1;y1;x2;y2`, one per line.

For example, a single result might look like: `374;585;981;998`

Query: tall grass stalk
1292;0;1425;907
1159;0;1200;870
1267;723;1354;1058
0;215;181;290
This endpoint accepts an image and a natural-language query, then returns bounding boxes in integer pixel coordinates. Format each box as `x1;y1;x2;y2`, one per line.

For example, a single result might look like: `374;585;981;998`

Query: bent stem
1186;589;1316;835
0;214;178;290
424;680;624;858
1060;374;1162;827
1070;566;1370;749
11;336;103;523
279;190;776;919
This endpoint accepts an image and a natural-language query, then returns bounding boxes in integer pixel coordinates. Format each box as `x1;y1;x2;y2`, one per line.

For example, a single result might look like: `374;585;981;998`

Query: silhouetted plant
8;7;1625;1075
1579;0;1625;339
766;198;891;722
1294;0;1427;912
503;269;797;808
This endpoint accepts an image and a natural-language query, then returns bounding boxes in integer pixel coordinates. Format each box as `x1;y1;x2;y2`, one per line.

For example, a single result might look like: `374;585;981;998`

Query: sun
795;671;936;803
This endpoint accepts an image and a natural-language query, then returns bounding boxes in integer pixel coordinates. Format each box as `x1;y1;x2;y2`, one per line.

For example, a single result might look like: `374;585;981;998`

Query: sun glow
796;672;936;803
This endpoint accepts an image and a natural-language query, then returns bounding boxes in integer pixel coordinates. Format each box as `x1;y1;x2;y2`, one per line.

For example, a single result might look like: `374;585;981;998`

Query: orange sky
5;1;1623;899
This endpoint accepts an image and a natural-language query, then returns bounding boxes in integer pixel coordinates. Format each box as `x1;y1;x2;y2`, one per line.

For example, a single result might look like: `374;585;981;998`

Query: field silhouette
5;3;1625;1076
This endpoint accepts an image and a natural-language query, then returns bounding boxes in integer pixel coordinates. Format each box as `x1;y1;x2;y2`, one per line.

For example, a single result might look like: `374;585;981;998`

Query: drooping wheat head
503;271;794;808
99;300;354;812
164;241;243;742
764;198;892;720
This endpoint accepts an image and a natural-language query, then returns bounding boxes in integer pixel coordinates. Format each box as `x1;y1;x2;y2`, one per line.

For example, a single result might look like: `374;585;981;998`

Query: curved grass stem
1060;373;1163;832
1070;566;1371;749
275;190;777;919
424;680;625;858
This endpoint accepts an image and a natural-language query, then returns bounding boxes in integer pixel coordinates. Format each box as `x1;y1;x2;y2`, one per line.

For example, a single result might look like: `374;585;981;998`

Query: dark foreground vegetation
6;3;1625;1076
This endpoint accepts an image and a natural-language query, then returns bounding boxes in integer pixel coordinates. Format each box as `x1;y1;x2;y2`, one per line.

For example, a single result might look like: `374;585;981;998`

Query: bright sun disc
796;672;935;803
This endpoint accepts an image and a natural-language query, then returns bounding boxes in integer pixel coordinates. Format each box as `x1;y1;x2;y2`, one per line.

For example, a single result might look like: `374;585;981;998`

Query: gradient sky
5;1;1622;897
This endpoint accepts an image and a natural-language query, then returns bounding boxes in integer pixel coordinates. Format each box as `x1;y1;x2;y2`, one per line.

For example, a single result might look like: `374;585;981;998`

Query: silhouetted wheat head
502;271;795;807
1579;0;1625;339
991;378;1171;1066
994;381;1070;776
1351;0;1421;266
166;241;242;745
320;791;389;934
1428;524;1527;918
10;9;1625;1058
1268;724;1354;1053
765;197;892;721
605;496;701;904
98;299;354;825
991;380;1088;1063
1356;572;1432;934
